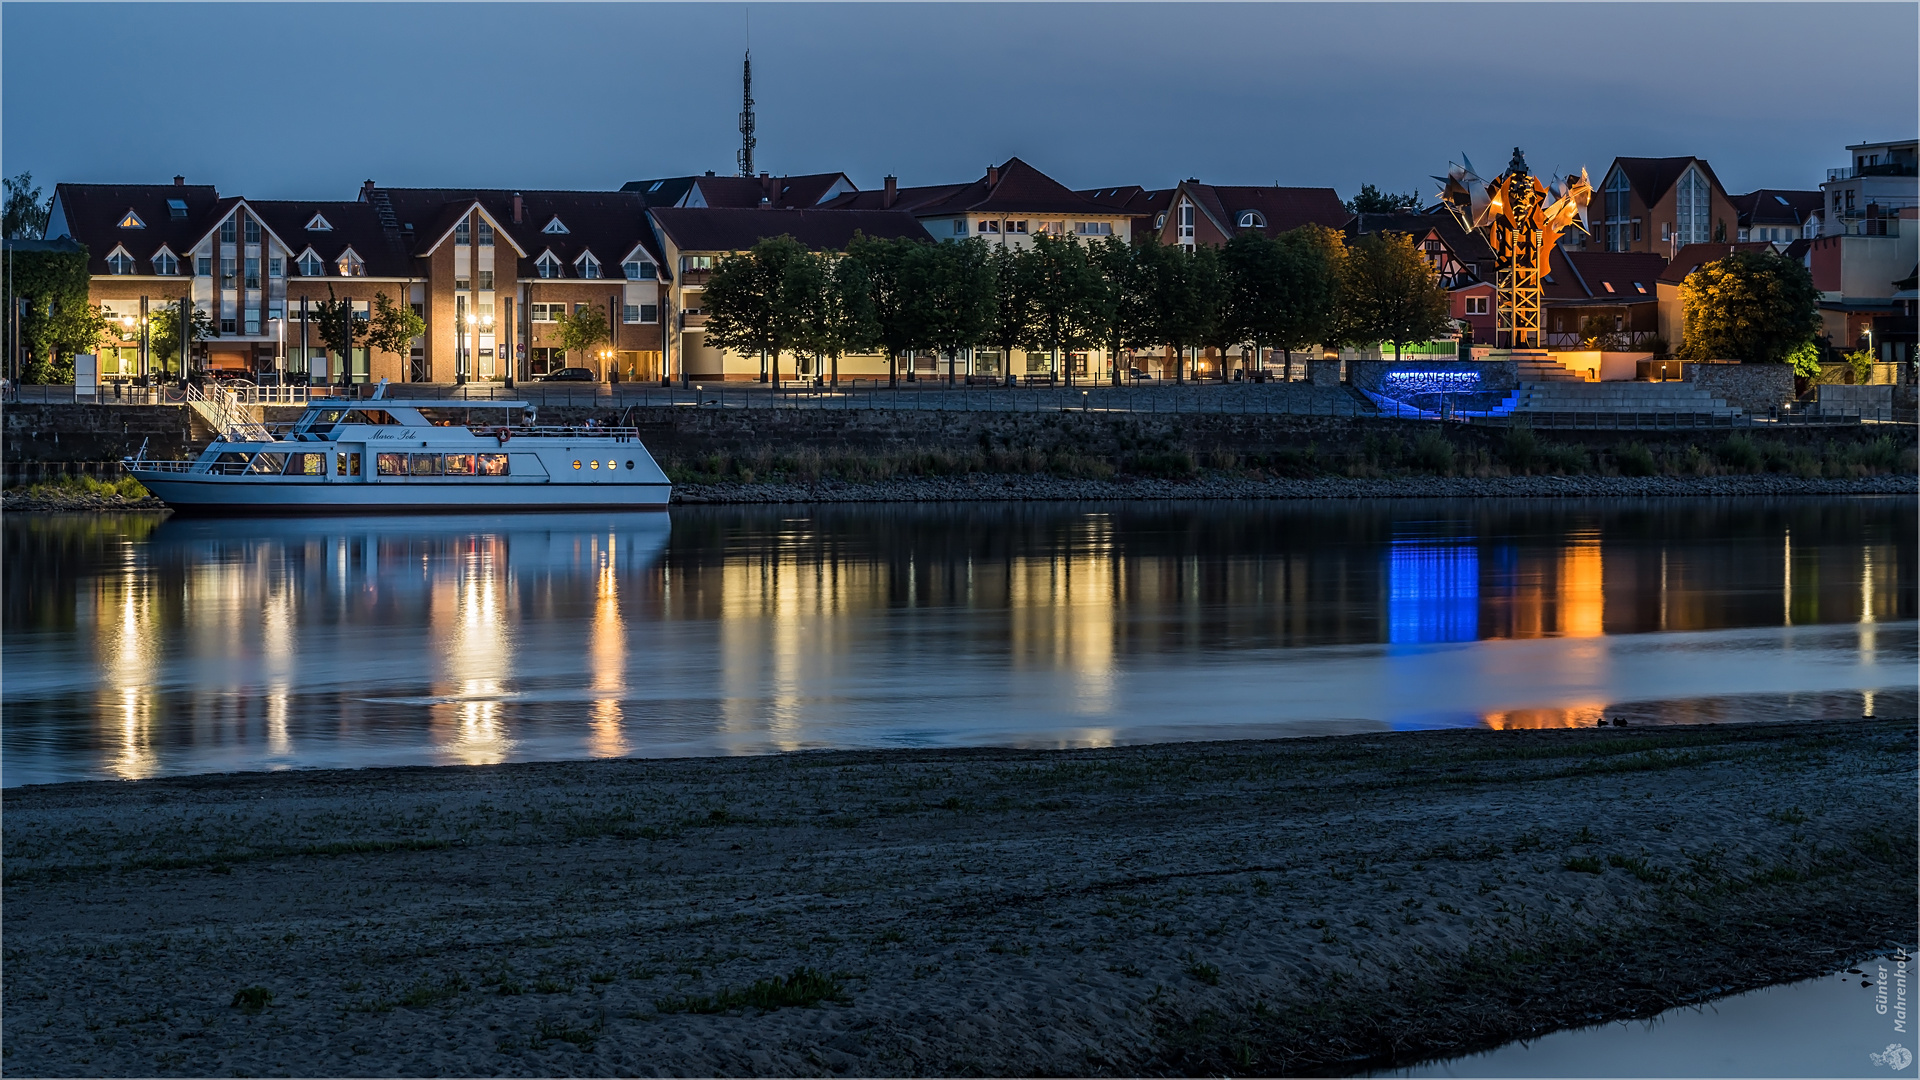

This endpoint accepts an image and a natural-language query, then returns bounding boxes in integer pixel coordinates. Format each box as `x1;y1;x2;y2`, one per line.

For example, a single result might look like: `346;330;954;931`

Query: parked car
1128;367;1155;381
537;367;596;382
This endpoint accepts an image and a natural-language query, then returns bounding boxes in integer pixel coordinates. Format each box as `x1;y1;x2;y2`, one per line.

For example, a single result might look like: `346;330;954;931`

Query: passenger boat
125;392;671;514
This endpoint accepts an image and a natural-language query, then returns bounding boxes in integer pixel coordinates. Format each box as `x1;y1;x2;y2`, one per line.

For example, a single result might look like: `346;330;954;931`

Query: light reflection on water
3;498;1913;786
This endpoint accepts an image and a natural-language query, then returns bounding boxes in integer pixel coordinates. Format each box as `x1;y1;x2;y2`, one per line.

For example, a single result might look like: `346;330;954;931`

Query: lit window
536;253;563;278
1633;282;1646;294
1009;220;1027;234
543;217;568;234
1602;281;1614;293
572;460;582;470
107;250;136;274
297;252;323;277
220;219;237;244
477;221;494;246
118;210;145;229
152;252;178;275
243;218;261;244
337;250;365;277
681;255;714;272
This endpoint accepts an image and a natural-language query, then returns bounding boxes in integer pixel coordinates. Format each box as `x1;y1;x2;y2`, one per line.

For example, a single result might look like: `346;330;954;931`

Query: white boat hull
130;472;670;514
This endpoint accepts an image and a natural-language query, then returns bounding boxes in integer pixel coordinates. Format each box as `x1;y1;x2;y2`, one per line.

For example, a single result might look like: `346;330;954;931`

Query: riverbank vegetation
662;429;1916;486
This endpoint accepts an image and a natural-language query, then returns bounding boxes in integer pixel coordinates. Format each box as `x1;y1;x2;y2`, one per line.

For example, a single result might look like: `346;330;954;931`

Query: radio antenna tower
736;14;756;177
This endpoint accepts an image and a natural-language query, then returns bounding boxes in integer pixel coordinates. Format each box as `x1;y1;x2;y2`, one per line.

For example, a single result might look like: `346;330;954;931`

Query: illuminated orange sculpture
1439;148;1592;349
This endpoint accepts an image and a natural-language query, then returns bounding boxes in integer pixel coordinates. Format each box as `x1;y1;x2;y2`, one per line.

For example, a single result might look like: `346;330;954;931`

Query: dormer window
1237;210;1265;229
297;251;324;277
152;251;179;275
477;221;494;247
455;221;471;245
167;199;187;220
536;252;563;278
106;248;136;274
337;249;365;277
624;260;656;280
543;217;568;234
576;252;601;279
1155;212;1167;229
1602;281;1615;293
305;213;333;232
117;210;146;229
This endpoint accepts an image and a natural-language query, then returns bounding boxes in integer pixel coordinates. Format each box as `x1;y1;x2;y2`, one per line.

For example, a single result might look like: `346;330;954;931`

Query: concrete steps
1510;381;1739;417
1517;358;1580;382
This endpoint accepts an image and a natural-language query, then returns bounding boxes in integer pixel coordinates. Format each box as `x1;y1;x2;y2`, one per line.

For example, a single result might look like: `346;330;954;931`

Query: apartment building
1731;189;1822;246
1820;138;1918;237
1588;156;1740;256
1094;180;1348;249
48;178;669;384
622;171;857;209
821;158;1136;249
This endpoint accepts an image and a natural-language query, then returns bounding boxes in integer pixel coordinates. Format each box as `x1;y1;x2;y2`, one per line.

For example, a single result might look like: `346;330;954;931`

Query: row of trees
703;228;1454;386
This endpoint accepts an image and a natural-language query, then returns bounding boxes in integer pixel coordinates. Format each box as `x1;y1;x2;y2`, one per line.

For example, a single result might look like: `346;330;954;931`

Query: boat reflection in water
2;499;1912;785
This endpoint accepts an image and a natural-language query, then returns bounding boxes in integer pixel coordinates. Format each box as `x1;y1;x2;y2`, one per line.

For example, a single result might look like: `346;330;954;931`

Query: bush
1409;430;1455;475
1539;443;1589;474
1502;423;1539;473
1614;442;1657;477
1717;435;1763;472
1126;449;1197;478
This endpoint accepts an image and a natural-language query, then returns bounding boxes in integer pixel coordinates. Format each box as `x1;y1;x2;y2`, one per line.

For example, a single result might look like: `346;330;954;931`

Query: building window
1464;296;1489;315
1676;167;1710;245
244;257;261;289
1602;281;1614;293
197;256;213;277
268;303;283;321
305;213;332;231
456;277;471;291
246;311;262;335
640;304;658;323
1177;202;1194;240
681;255;714;273
624;260;656;280
221;317;236;334
152;252;178;275
118;210;145;229
578;254;601;278
221;257;236;287
1008;220;1027;234
478;270;494;290
1603;168;1631;250
531;303;560;323
1236;211;1264;229
979;219;1000;234
455;221;470;245
543;217;568;234
1155;212;1167;229
536;252;563;278
297;252;323;277
167;199;187;220
477;221;494;247
1075;221;1113;236
107;250;135;274
954;220;967;235
338;251;364;276
220;219;237;244
243;218;261;244
623;305;641;324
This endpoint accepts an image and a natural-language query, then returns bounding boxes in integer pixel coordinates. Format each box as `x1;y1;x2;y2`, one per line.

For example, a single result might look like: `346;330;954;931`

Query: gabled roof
825;159;1118;218
48;182;224;274
375;187;661;278
1606;157;1729;207
1543;250;1669;302
647;208;930;254
1348;210;1497;279
1656;242;1777;285
1183;183;1350;239
620;172;858;210
245;200;410;277
1729;189;1823;227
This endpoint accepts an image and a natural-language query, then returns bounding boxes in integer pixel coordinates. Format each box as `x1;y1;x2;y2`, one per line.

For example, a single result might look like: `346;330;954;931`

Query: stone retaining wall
1684;361;1795;412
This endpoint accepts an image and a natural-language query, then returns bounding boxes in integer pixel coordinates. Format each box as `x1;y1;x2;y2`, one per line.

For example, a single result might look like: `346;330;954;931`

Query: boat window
213;451;253;475
249;453;289;475
283;453;326;476
409;453;443;476
477;454;509;476
337;452;361;477
376;453;408;476
345;409;399;426
443;454;476;476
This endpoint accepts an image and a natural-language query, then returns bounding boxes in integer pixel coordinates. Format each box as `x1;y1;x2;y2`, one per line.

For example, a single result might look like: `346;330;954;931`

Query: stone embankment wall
1684;362;1795;412
3;404;214;469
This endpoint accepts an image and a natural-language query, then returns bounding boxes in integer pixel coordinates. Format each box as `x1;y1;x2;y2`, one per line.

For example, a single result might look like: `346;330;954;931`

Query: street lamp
460;310;477;386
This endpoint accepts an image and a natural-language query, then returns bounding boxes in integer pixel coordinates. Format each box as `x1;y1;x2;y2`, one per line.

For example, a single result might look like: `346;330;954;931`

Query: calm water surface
4;498;1913;786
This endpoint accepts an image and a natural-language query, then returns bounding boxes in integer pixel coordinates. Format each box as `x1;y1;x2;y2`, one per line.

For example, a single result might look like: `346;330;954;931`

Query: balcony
1842;218;1901;237
679;268;712;286
1828;163;1919;181
679;310;708;328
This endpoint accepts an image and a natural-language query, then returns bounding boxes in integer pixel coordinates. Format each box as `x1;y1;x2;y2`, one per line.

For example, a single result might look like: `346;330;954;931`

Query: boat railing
474;424;644;440
123;459;201;474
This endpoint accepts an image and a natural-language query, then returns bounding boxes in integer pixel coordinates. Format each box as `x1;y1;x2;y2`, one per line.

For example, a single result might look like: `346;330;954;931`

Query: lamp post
459;310;476;386
480;311;495;382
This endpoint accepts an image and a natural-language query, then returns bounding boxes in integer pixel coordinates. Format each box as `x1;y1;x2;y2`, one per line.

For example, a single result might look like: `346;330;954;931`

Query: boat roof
304;399;531;410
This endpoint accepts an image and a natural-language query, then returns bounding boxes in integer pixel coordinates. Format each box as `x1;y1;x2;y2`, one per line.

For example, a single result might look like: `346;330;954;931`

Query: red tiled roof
1545;249;1668;301
1729;189;1822;227
49;182;225;275
647;208;930;253
1656;242;1776;284
825;159;1115;219
1609;157;1727;207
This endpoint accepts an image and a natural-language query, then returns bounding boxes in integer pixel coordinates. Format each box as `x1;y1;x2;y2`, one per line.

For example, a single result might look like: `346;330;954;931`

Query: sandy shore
4;720;1913;1077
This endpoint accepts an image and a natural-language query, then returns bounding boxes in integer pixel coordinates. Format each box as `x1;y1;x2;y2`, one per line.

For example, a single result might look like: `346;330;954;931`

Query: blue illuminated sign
1381;370;1483;396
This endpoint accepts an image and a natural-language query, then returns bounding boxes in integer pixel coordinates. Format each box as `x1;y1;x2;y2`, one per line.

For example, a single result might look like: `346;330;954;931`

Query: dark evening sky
6;3;1915;202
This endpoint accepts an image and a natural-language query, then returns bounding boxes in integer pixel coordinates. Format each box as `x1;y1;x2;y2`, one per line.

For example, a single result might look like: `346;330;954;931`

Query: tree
921;239;995;385
704;235;808;384
1086;235;1151;385
843;234;931;387
1150;244;1225;381
555;304;612;377
1024;234;1100;384
148;302;217;380
364;292;426;372
1132;238;1187;380
986;244;1036;384
1340;232;1451;360
786;249;875;387
1220;231;1292;376
1678;251;1822;364
1273;224;1347;371
1;241;90;382
1343;184;1423;215
3;172;50;240
312;287;359;386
